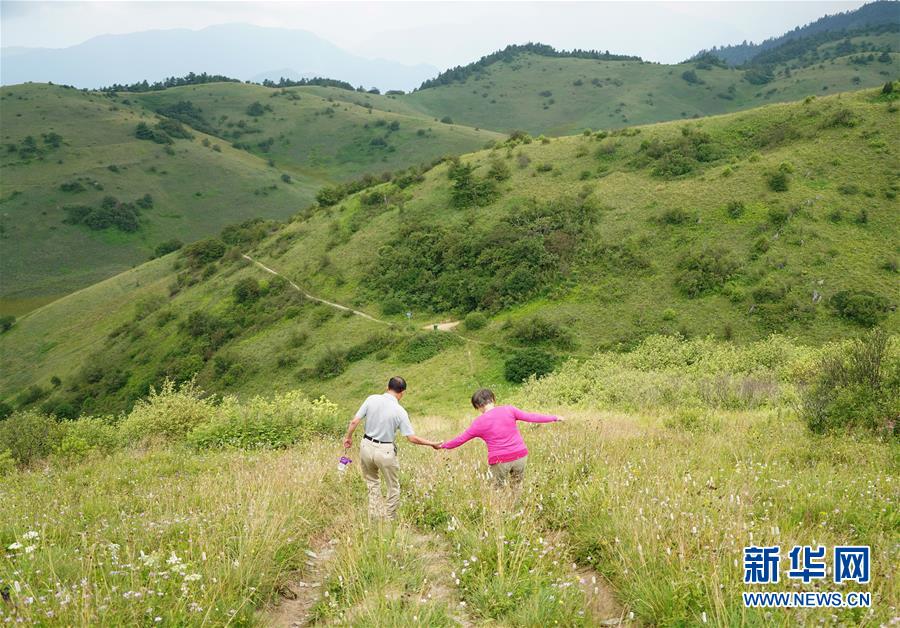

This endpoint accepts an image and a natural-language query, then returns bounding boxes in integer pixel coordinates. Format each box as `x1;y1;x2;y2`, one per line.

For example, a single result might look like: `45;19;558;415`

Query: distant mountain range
695;0;899;65
0;23;438;91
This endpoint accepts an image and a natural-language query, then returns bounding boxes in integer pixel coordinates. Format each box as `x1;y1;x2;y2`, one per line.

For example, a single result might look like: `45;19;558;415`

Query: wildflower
24;546;36;555
166;552;180;565
184;574;201;582
22;531;39;540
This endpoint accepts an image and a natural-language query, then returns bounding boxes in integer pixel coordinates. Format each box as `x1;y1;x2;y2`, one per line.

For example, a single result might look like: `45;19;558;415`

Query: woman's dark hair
388;376;407;393
471;388;496;409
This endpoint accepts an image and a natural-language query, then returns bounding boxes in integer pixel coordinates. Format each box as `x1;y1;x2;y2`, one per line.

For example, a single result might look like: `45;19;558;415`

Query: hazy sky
1;1;869;68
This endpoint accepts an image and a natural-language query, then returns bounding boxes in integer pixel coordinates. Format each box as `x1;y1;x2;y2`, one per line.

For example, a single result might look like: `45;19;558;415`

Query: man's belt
364;434;392;444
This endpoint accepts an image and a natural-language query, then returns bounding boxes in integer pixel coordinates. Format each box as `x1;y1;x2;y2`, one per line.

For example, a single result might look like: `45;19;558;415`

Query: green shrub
119;379;219;444
381;297;406;316
675;247;741;297
153;239;183;258
399;332;462;363
233;277;261;304
504;348;557;383
183;237;226;267
0;314;14;333
315;349;347;378
802;329;898;435
725;200;745;218
346;334;396;362
0;449;13;476
464;312;488;330
0;410;62;465
767;207;789;226
663;407;721;433
658;207;693;225
832;290;892;326
509;317;573;348
55;417;119;461
767;171;789;192
187;391;340;449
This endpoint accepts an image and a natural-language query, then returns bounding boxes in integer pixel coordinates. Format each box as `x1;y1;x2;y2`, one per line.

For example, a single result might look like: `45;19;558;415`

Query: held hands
430;441;444;450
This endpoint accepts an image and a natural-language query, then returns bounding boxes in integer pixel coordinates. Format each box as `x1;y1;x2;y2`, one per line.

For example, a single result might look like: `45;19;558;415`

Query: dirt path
264;536;339;628
242;254;387;325
409;530;476;627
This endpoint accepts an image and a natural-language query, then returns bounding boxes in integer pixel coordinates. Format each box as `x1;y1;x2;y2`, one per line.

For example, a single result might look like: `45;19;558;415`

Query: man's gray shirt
356;393;414;442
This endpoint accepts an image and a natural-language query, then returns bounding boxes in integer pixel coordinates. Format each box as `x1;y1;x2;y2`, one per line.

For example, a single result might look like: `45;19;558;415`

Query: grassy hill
128;82;501;182
0;83;499;314
1;86;897;418
404;37;899;135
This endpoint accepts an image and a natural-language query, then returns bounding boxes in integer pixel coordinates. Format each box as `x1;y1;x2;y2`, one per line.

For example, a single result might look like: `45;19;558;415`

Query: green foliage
345;334;396;363
314;349;348;379
119;379;218;444
801;329;898;435
56;417;119;461
0;410;62;465
187;391;340;449
832;290;892;326
518;334;810;410
508;317;573;348
153;239;183;258
637;128;723;178
463;311;487;330
183;237;226;267
64;196;142;232
448;161;498;208
681;70;703;85
504;348;557;383
232;277;261;304
675;247;741;297
725;200;745;218
766;171;790;192
0;314;14;333
380;297;406;316
398;332;462;363
367;197;597;312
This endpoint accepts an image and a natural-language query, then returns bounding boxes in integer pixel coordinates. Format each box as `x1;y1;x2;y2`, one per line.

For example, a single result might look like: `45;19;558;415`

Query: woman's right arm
440;425;477;450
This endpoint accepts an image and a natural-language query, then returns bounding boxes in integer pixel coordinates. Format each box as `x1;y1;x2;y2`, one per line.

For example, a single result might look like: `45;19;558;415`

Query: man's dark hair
471;388;496;409
388;376;407;393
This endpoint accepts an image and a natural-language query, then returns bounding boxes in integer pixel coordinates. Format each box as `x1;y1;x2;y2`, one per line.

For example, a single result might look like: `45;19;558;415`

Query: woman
438;388;562;485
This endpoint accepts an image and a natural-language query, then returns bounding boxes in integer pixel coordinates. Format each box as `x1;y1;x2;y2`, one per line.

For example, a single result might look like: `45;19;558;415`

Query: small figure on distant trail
438;388;563;487
342;376;442;520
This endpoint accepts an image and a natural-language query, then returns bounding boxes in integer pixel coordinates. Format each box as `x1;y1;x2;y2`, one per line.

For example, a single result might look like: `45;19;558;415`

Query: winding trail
242;254;386;325
242;254;490;346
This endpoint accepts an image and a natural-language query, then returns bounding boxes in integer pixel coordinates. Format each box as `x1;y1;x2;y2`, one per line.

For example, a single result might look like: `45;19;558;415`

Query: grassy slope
1;87;897;415
403;37;900;135
0;84;317;312
0;83;499;314
129;82;501;182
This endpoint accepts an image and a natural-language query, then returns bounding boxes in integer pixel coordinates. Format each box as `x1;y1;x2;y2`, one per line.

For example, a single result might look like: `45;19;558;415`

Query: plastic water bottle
337;456;352;473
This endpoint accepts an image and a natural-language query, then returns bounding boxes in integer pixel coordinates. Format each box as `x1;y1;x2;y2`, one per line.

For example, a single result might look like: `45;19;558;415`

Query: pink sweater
440;405;558;464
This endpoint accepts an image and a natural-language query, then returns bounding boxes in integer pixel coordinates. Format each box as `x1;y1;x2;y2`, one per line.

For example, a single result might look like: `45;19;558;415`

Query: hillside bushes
801;329;898;435
504;348;557;383
1;380;342;469
636;127;723;178
63;195;143;232
517;334;809;411
675;247;741;297
187;392;339;449
367;196;597;313
832;290;893;326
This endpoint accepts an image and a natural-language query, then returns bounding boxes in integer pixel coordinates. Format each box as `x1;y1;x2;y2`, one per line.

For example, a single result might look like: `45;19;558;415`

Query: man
342;376;440;520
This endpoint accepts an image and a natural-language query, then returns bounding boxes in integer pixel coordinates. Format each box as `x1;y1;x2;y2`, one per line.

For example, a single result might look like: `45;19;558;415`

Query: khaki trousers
489;455;527;487
359;438;400;520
